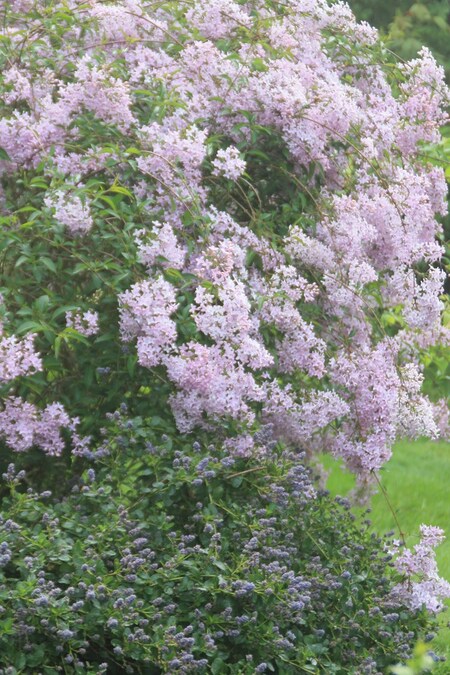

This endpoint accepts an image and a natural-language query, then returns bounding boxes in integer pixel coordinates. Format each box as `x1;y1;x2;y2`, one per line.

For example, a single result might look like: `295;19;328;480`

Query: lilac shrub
0;0;448;666
0;0;447;478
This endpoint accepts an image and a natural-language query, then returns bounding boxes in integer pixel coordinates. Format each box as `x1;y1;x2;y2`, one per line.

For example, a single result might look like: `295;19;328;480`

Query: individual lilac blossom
66;310;99;337
212;147;246;181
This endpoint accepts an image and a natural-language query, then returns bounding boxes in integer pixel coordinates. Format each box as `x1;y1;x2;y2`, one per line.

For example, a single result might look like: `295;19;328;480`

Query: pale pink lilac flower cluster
0;398;70;456
0;333;42;382
392;525;450;613
71;56;135;132
212;147;246;181
167;343;264;432
0;305;74;455
256;266;326;378
88;0;146;42
262;383;349;448
165;279;272;432
134;222;186;270
44;190;93;235
431;399;450;441
0;392;90;457
0;305;90;456
66;310;99;337
136;124;208;214
0;53;134;171
118;279;178;368
329;342;438;476
384;265;450;351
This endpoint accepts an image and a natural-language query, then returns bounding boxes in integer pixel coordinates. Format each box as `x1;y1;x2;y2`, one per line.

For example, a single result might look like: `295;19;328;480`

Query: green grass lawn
323;439;450;671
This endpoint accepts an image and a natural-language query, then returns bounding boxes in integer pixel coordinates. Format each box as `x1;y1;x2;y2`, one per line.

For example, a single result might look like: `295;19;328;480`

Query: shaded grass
322;439;450;670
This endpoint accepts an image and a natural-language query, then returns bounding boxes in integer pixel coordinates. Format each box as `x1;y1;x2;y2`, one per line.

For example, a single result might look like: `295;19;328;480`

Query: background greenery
347;1;450;81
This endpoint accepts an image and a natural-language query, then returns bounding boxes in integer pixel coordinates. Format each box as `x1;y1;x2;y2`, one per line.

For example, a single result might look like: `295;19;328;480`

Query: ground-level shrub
0;411;438;674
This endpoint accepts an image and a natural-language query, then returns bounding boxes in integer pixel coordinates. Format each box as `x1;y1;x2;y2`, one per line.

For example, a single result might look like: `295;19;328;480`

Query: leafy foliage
0;415;438;673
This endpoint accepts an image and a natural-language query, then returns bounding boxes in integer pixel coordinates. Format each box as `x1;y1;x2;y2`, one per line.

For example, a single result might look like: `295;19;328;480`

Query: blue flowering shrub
0;408;438;674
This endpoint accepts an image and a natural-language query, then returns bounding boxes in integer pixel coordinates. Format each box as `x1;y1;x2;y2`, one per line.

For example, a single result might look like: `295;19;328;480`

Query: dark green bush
0;410;437;674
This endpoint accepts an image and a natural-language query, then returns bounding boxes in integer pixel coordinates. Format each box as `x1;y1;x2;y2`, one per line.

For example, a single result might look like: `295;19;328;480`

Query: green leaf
54;335;62;358
14;653;26;669
0;616;13;635
96;194;117;210
15;206;37;214
16;320;45;334
34;295;50;313
211;657;228;674
14;255;30;268
252;57;268;72
41;257;57;273
26;645;46;667
127;355;137;377
164;268;184;282
107;185;134;198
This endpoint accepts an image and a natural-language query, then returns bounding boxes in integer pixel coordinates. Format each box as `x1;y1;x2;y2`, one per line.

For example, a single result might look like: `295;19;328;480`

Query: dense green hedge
0;413;437;673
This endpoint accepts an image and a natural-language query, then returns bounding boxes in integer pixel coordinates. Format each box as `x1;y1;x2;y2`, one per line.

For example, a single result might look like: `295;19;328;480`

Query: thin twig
372;470;406;546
